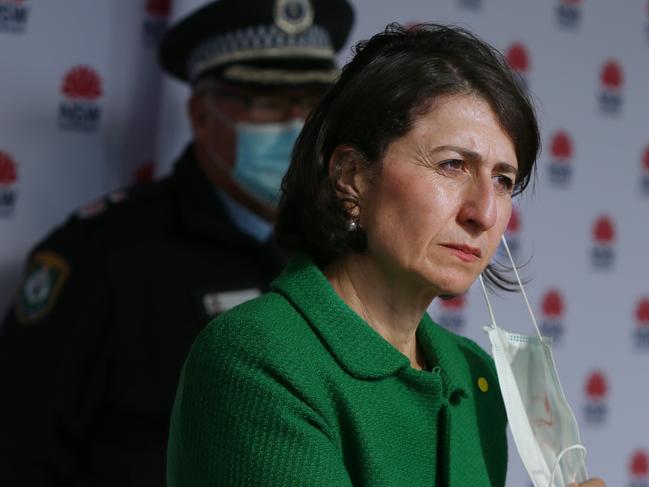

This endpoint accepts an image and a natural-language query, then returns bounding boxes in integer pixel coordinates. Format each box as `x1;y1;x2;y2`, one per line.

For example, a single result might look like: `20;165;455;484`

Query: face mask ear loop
501;235;543;341
478;274;498;330
548;444;587;487
206;103;236;130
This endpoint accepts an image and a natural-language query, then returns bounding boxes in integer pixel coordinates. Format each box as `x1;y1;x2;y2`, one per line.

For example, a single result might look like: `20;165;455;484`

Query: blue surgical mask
231;120;303;206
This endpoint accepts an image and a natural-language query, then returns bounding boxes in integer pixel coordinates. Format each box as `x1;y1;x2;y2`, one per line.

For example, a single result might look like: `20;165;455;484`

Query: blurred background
0;0;647;484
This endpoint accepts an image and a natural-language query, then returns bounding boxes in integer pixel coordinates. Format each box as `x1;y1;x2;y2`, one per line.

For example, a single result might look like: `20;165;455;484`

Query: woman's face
357;93;518;296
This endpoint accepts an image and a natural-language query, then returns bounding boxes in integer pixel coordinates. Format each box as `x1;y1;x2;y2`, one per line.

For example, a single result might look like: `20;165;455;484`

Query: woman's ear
328;145;368;215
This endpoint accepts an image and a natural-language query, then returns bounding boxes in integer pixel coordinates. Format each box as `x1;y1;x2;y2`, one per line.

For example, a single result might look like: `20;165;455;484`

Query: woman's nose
457;178;497;232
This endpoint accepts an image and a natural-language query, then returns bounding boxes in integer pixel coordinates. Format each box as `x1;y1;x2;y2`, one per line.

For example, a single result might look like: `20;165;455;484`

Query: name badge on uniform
202;288;261;318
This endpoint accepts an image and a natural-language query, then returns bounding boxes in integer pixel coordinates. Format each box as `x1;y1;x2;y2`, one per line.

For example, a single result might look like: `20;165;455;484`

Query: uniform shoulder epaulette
75;189;129;221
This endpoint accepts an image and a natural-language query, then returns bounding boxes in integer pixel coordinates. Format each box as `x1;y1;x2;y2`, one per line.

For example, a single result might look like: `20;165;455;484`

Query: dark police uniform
0;0;354;484
0;146;285;486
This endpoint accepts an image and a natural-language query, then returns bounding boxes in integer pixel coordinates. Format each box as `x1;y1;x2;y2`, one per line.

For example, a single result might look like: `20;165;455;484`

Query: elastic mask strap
208;105;236;130
500;235;544;341
549;444;587;487
478;274;498;329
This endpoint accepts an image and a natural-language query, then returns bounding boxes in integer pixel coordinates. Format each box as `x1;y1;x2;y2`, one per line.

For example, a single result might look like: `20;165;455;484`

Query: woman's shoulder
189;291;324;371
179;291;337;427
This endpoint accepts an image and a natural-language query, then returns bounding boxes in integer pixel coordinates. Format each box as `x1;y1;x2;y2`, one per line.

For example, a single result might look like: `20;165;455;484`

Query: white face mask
479;235;588;487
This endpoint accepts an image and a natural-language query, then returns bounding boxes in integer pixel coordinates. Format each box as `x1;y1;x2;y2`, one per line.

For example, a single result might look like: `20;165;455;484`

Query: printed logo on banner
641;146;649;197
497;207;522;262
435;294;466;333
142;0;171;47
0;150;18;217
599;59;624;114
58;66;103;132
583;370;608;425
629;449;649;487
556;0;581;29
591;214;615;269
634;297;649;350
134;160;156;183
0;0;30;33
539;288;565;343
548;130;574;186
457;0;482;10
506;42;530;91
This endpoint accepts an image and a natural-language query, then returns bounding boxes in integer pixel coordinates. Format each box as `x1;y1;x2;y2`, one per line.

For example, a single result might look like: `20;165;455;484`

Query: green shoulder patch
15;251;70;324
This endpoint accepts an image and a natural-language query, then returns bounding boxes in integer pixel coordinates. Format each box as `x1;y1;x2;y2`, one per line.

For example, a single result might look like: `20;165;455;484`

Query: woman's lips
440;243;482;263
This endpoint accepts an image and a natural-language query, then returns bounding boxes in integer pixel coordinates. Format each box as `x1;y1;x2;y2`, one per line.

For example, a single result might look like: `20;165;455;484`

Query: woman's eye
494;175;515;193
439;159;464;171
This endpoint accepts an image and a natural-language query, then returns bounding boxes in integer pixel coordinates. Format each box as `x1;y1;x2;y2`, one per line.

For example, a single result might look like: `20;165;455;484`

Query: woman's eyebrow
430;144;480;160
493;162;519;176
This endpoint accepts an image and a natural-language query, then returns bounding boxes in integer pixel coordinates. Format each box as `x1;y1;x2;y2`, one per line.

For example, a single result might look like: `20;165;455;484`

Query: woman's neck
323;254;435;370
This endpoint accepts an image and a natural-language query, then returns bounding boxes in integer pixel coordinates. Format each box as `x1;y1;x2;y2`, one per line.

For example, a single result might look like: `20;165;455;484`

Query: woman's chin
422;270;476;298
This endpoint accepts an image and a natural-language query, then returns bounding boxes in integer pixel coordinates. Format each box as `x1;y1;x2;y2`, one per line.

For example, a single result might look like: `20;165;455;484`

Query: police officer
0;0;354;485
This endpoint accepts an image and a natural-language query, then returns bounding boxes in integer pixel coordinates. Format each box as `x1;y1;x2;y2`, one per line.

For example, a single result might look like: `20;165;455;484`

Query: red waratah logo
636;298;649;327
436;293;466;331
583;370;608;423
0;151;18;186
631;450;649;478
506;42;530;74
592;215;615;245
0;150;18;217
642;147;649;196
591;215;615;268
601;60;623;90
501;208;522;259
542;289;564;318
634;297;649;349
585;371;608;400
146;0;171;17
540;288;565;342
507;208;521;234
440;294;466;310
598;59;623;113
548;130;574;185
551;131;573;161
61;66;102;101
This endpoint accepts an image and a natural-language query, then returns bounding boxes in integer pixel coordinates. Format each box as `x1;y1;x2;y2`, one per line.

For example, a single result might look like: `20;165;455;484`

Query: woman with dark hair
167;24;604;487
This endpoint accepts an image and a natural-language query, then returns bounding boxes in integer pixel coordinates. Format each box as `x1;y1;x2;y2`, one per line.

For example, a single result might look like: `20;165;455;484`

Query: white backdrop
1;0;648;485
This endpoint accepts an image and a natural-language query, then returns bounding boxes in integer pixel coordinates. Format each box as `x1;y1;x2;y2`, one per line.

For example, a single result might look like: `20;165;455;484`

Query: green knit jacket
167;255;508;486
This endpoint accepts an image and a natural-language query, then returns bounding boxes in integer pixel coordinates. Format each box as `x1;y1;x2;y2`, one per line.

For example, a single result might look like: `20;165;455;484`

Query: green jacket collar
271;254;471;398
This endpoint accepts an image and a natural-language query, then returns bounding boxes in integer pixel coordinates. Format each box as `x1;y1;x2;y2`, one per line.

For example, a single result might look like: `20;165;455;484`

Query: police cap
159;0;354;88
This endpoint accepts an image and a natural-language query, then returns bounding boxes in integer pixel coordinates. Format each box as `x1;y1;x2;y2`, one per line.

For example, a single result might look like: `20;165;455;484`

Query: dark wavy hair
275;23;540;290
